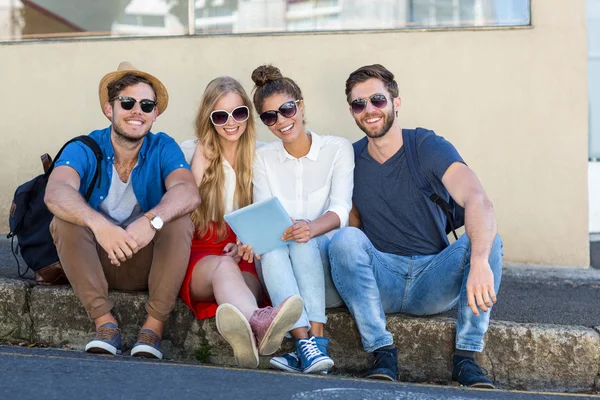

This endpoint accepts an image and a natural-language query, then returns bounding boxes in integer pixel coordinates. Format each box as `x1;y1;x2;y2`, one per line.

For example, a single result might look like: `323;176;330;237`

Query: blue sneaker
271;336;332;373
270;336;333;373
296;336;334;374
131;329;163;360
314;337;331;375
85;322;122;355
452;355;495;389
270;351;302;373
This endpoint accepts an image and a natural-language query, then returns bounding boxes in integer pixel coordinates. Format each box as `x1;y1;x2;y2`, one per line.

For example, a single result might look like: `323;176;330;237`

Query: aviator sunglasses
350;93;388;114
117;96;157;113
259;100;301;126
210;106;250;126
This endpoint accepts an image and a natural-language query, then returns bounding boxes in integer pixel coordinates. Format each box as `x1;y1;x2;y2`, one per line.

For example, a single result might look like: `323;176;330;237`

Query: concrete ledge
484;322;600;392
0;277;598;393
0;278;32;340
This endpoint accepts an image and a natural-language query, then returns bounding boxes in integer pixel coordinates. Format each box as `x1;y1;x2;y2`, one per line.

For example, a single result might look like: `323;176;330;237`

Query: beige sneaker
216;303;259;368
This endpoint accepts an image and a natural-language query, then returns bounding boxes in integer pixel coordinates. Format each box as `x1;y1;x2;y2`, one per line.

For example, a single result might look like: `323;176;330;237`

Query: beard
355;103;395;139
112;119;151;145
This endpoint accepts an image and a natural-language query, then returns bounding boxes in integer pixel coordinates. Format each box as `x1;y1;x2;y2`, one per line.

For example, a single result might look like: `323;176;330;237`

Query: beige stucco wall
0;0;589;266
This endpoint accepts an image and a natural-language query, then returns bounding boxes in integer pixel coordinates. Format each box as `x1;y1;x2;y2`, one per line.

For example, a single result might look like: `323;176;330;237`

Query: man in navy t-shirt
45;62;200;360
328;64;503;388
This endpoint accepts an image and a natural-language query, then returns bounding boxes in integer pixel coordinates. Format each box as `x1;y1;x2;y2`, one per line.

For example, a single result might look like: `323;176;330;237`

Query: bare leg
290;321;324;339
190;255;259;320
290;327;309;339
242;271;263;303
310;322;324;337
141;316;165;338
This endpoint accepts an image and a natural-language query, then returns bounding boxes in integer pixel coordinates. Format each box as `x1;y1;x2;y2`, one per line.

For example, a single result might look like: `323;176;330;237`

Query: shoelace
96;327;119;341
456;358;489;377
137;331;160;346
298;337;322;360
372;349;394;367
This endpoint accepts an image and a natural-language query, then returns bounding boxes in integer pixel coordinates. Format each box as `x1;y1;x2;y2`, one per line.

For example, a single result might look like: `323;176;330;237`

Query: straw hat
98;61;169;116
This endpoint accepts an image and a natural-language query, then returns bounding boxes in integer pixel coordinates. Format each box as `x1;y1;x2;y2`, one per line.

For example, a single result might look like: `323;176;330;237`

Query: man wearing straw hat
45;62;200;359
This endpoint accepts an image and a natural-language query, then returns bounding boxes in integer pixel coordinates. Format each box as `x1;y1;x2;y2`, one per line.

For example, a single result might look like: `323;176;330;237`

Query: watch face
152;217;164;230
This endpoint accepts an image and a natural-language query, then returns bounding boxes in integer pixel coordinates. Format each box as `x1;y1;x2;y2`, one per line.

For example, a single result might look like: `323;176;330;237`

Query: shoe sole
303;357;334;374
258;295;303;356
85;340;120;355
131;344;163;360
452;381;495;389
365;373;396;381
269;358;302;373
216;304;259;368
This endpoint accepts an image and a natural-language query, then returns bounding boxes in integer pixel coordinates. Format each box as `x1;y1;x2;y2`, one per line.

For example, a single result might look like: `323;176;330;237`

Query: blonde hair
191;77;256;241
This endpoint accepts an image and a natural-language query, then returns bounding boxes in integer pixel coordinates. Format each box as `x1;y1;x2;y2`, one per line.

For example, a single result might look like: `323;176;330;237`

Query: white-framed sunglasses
210;106;250;126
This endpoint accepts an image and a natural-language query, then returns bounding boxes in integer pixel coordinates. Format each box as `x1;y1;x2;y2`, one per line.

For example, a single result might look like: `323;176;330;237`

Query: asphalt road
0;346;597;400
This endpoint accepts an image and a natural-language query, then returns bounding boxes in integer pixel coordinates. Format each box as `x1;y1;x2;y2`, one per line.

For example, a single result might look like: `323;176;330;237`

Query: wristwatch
144;212;164;231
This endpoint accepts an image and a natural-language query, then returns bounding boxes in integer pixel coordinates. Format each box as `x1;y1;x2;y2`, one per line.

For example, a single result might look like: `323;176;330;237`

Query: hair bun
251;65;282;87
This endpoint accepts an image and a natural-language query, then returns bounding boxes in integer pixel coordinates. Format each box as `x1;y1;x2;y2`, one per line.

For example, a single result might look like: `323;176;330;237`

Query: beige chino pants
50;215;194;322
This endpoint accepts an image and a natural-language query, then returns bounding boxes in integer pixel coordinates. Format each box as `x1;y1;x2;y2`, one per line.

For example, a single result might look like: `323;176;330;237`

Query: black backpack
7;135;103;278
352;128;465;240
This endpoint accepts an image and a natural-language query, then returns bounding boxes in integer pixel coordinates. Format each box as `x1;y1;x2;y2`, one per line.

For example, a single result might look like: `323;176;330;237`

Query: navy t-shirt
353;129;464;256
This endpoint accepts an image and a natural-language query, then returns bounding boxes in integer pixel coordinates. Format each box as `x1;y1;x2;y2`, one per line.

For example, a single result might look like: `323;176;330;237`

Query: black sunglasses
117;96;157;113
350;93;388;114
210;106;250;126
259;100;300;126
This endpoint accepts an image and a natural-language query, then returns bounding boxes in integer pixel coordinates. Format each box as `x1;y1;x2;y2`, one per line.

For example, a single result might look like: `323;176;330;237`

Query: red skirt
179;223;260;320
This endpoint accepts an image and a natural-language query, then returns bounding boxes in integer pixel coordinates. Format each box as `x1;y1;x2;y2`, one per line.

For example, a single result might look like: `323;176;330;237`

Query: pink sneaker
249;295;303;356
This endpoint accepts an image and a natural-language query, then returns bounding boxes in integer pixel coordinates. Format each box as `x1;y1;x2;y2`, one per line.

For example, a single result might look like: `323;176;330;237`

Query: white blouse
253;131;354;227
180;139;236;214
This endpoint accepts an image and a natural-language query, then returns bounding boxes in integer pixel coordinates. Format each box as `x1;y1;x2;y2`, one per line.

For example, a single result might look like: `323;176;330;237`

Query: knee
288;239;318;259
460;233;503;267
329;227;369;261
492;234;503;252
329;227;367;255
214;256;240;274
454;232;472;252
160;214;194;240
489;234;503;271
50;217;90;241
260;245;288;267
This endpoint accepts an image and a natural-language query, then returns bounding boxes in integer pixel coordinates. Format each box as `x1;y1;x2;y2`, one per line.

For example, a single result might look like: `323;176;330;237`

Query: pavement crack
22;284;33;341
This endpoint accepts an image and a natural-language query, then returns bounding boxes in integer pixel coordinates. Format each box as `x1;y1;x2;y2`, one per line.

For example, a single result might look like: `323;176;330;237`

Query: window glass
0;0;530;42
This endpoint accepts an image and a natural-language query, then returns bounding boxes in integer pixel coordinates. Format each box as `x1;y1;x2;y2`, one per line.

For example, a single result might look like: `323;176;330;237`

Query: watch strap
144;212;156;222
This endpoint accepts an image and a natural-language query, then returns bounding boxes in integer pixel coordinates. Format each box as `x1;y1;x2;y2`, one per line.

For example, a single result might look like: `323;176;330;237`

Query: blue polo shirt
54;126;190;212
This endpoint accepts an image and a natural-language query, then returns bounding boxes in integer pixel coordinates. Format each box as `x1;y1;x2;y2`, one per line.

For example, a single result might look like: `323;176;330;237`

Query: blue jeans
261;235;343;331
329;227;503;353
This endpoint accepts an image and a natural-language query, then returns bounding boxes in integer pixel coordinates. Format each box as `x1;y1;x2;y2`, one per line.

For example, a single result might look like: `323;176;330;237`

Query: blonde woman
179;77;302;369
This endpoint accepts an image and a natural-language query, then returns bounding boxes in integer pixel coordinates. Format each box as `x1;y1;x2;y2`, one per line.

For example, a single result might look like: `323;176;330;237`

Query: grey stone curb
0;277;598;392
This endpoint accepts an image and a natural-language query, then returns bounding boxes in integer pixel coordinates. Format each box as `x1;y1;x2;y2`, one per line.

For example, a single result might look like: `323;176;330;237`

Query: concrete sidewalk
1;237;599;394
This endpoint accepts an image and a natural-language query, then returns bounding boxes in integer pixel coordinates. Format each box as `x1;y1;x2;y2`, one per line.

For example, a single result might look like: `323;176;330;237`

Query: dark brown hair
107;74;155;103
345;64;399;104
251;65;303;114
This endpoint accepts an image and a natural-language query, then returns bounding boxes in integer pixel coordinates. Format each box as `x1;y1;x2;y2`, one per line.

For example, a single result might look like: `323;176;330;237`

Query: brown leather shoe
35;261;69;286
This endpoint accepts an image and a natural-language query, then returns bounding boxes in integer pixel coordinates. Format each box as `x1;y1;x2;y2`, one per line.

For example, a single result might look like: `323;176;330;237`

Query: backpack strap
402;128;459;240
46;135;103;202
